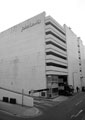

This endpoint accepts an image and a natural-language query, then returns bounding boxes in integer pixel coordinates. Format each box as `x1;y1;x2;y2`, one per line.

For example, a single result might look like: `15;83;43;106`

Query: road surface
0;92;85;120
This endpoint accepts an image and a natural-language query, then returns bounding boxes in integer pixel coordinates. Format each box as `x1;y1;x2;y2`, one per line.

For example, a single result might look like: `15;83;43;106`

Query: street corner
18;107;42;118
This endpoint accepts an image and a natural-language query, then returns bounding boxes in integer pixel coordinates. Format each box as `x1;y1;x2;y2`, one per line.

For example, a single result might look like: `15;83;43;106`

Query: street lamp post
80;76;85;90
80;76;83;89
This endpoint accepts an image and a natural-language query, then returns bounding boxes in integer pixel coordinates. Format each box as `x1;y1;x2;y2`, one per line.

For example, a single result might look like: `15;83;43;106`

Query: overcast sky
0;0;85;45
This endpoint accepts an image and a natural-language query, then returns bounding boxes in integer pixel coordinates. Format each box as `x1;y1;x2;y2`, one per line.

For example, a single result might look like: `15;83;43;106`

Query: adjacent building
77;37;85;87
0;12;85;105
64;25;81;91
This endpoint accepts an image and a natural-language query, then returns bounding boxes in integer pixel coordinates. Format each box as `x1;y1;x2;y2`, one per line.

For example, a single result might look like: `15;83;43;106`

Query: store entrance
58;75;68;95
46;75;68;98
46;75;58;98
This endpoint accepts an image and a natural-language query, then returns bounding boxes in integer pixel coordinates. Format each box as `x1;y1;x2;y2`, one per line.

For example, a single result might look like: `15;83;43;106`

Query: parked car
59;85;74;96
65;85;74;96
82;86;85;92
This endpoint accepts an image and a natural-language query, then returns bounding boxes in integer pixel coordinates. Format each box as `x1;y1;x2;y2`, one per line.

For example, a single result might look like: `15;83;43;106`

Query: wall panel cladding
0;12;46;93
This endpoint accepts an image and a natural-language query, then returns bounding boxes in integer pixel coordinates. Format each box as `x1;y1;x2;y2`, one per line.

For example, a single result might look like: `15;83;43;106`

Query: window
78;45;80;47
78;51;80;53
79;63;81;66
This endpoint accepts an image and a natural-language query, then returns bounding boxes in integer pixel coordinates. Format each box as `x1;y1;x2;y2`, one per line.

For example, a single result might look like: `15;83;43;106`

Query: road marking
0;109;15;116
70;93;79;100
75;100;82;106
71;110;83;119
75;110;83;117
71;114;75;118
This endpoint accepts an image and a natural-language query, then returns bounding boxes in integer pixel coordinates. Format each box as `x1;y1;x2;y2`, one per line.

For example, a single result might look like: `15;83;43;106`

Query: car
58;85;74;96
64;85;74;96
82;86;85;92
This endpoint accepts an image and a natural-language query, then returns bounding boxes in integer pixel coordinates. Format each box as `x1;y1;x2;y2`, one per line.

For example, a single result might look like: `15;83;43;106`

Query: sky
0;0;85;45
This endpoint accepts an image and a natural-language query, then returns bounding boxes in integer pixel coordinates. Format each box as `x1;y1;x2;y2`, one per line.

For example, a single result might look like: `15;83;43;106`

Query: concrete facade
0;88;33;107
0;12;46;106
0;12;85;105
77;38;85;87
0;12;46;94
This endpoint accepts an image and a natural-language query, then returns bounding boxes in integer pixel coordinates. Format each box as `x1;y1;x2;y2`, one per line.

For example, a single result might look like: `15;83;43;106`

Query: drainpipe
72;72;77;90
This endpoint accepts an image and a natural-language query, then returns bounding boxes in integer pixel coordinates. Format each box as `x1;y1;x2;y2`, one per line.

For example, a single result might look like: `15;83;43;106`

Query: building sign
21;19;41;32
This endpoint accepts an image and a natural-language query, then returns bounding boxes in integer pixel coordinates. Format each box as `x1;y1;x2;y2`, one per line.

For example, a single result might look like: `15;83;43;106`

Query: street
0;92;85;120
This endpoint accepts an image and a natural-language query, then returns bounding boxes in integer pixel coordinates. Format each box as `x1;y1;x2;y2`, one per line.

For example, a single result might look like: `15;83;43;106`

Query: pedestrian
76;86;79;93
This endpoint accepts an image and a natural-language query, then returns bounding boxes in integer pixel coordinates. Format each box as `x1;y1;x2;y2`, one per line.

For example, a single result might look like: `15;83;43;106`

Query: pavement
0;95;69;118
51;96;68;102
0;100;40;118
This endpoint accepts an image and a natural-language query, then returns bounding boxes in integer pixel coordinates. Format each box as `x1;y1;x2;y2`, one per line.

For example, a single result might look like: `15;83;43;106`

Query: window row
46;31;66;43
46;41;66;51
45;22;65;36
46;51;67;60
46;62;67;69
